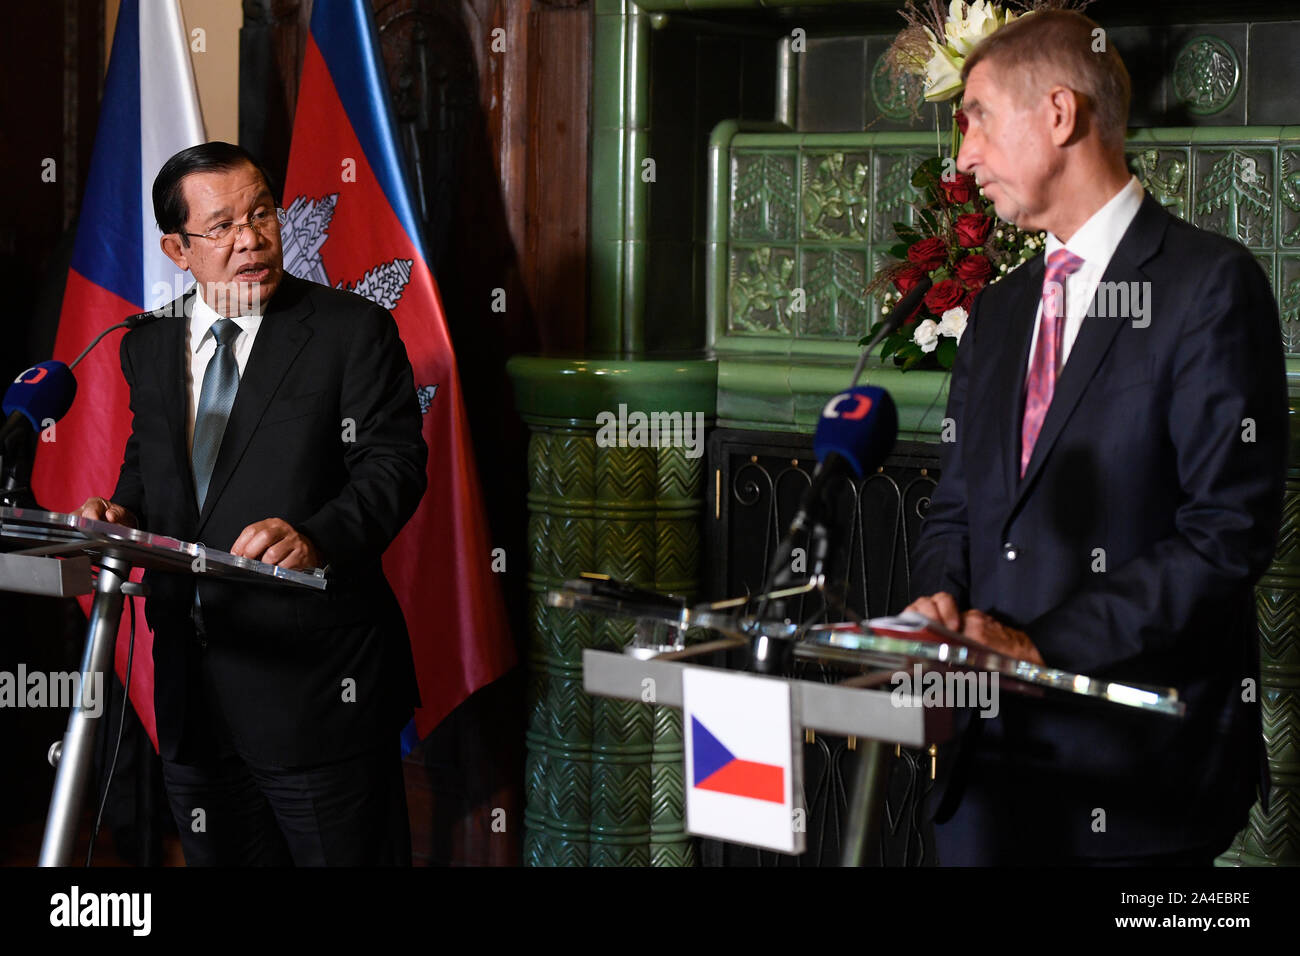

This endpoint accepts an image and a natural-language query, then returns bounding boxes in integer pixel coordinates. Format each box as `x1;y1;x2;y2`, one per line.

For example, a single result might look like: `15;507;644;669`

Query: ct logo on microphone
15;366;48;384
822;391;873;420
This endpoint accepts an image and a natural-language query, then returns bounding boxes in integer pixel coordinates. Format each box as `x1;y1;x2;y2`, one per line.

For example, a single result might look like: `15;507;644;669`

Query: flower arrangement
863;155;1040;369
861;0;1092;370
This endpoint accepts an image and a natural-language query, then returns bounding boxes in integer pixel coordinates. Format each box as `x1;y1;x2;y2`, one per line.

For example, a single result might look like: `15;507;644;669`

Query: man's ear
1046;86;1080;147
160;233;190;271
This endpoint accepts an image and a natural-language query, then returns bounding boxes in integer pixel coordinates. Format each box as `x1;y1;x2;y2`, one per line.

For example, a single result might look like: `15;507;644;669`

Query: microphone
849;275;933;388
794;386;898;541
1;361;78;443
1;306;164;504
756;387;898;616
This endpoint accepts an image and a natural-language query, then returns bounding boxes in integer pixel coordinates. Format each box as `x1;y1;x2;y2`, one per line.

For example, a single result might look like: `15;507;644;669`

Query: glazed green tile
507;357;717;421
704;238;728;348
731;151;799;241
1191;145;1275;248
1129;147;1191;220
594;0;629;14
717;378;796;427
590;127;627;243
797;245;870;338
1168;28;1246;124
627;11;652;130
714;335;795;357
623;238;648;354
592;14;629;132
786;338;862;361
625;128;653;241
728;245;798;335
801;151;872;241
728;131;805;149
589;239;625;353
1281;146;1300;247
1279;255;1300;353
706;123;738;244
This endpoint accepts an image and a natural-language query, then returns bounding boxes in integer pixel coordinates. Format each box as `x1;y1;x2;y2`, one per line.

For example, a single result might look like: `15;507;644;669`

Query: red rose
939;172;977;205
924;278;965;314
954;254;993;289
961;289;976;312
955;108;969;134
907;237;947;271
892;264;928;295
955;213;993;248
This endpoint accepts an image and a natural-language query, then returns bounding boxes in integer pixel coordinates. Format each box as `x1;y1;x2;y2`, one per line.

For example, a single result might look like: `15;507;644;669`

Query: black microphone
1;307;166;504
765;385;899;581
751;387;899;663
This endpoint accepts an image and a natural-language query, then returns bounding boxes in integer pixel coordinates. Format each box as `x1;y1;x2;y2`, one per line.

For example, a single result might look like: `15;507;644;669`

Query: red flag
282;0;514;749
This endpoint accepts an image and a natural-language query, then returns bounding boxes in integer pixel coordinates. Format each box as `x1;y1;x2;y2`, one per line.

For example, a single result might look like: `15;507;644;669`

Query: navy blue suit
911;194;1288;863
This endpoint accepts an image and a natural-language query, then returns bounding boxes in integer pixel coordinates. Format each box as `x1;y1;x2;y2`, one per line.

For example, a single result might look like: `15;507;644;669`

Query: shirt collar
1043;174;1145;269
188;287;262;353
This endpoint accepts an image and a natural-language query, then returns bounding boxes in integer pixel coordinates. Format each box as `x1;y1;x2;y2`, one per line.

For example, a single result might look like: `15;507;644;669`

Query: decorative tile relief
800;246;869;338
872;151;925;244
1129;147;1191;219
870;52;924;122
1172;34;1241;116
728;246;797;334
801;152;870;241
1193;147;1274;248
1280;150;1300;248
731;151;797;242
719;134;1299;356
1279;255;1300;354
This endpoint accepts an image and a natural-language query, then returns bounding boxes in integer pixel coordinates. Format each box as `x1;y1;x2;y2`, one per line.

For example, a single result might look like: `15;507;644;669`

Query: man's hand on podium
230;517;321;571
905;591;1045;667
77;496;138;529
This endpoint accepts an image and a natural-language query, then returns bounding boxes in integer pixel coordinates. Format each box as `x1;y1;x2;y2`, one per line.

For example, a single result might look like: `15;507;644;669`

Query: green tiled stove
510;0;1300;866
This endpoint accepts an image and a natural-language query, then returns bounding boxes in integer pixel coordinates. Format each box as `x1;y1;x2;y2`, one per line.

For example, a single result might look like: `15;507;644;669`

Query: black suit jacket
112;273;427;768
911;194;1289;857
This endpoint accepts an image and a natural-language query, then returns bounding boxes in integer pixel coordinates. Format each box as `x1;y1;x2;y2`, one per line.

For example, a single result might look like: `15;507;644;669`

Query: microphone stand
747;279;930;671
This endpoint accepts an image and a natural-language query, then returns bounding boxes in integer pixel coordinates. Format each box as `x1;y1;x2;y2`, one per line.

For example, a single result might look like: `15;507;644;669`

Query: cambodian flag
282;0;515;752
32;0;206;748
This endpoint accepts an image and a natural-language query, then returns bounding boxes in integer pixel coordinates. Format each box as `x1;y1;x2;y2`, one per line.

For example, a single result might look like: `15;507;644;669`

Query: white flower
938;306;968;342
913;318;940;353
921;39;965;102
944;0;1005;57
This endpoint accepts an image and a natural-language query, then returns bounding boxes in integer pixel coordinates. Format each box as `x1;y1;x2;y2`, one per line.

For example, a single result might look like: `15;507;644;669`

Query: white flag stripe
138;0;205;306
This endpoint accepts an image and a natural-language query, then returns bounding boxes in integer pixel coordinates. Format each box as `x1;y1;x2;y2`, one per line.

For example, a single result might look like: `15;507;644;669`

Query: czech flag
691;717;785;804
283;0;515;752
32;0;206;748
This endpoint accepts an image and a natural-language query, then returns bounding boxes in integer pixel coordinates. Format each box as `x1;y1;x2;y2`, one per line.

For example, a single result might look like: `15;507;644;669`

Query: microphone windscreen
813;386;898;477
2;361;78;430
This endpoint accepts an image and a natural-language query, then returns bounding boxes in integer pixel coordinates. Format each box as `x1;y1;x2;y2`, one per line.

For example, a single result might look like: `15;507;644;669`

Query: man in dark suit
78;142;427;865
907;12;1288;865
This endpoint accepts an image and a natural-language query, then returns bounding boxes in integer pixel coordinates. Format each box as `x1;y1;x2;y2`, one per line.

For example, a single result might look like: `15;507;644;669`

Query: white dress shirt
186;291;263;454
1025;174;1146;374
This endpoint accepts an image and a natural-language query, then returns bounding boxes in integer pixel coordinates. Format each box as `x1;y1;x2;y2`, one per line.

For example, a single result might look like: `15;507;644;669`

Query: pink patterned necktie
1020;248;1085;478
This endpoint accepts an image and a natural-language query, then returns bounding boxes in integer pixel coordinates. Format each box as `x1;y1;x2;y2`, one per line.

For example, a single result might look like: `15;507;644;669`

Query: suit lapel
157;289;198;523
1007;194;1169;519
197;276;315;532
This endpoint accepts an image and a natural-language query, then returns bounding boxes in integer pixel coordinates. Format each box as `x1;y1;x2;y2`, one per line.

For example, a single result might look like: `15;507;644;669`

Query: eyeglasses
182;208;287;247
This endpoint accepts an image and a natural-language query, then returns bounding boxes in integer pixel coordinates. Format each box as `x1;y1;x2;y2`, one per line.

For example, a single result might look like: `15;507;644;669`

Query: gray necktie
192;318;241;509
